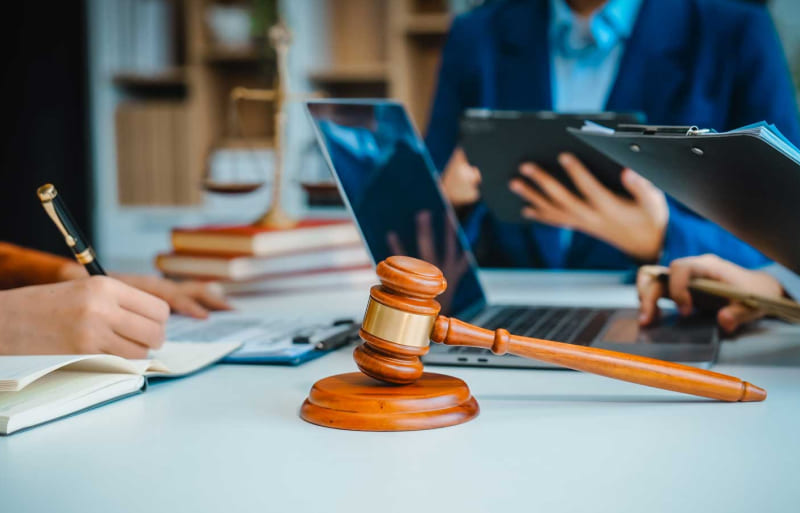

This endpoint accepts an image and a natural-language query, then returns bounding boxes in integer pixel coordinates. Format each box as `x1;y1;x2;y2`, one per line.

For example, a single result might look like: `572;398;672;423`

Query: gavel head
354;256;447;385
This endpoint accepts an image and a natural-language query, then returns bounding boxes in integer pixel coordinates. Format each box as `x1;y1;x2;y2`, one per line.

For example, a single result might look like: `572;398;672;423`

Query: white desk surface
2;271;799;513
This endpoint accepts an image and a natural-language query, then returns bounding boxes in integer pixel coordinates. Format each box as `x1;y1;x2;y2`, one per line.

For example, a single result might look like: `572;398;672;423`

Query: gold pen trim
36;184;58;202
37;184;76;247
74;248;95;265
41;200;77;247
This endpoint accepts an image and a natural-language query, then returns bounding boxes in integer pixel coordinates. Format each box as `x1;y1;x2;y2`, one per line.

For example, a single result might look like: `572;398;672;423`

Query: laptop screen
306;100;486;317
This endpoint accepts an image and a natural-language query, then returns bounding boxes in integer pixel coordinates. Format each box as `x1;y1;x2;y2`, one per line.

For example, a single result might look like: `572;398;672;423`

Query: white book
156;245;371;280
0;341;240;435
220;267;377;295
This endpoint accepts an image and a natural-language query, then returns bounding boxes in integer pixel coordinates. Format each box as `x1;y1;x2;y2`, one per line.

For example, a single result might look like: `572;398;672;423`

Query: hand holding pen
37;183;231;319
25;183;170;357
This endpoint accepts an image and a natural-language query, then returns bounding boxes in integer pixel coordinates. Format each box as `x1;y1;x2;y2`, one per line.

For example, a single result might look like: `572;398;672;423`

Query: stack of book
155;219;375;294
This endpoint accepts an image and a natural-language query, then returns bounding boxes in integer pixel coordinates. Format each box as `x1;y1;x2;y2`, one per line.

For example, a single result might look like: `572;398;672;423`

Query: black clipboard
570;123;800;275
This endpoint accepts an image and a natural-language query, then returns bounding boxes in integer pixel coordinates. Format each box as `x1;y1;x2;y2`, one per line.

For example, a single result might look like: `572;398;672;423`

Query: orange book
170;219;361;256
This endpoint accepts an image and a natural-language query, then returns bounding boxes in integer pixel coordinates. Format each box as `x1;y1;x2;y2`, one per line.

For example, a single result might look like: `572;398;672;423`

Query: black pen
292;320;359;351
37;183;106;276
315;323;360;351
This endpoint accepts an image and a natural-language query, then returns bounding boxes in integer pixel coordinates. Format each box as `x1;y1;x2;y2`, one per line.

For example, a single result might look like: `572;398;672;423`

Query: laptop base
423;308;718;369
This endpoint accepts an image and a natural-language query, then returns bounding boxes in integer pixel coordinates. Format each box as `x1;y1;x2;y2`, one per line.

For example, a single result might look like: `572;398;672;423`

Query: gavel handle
430;316;766;402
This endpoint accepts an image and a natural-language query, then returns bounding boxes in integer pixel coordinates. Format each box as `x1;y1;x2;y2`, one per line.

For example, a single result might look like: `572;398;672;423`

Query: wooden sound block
300;372;479;431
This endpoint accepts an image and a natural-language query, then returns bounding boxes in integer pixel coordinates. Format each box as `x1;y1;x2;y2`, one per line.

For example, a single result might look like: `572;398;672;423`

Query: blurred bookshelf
87;0;287;261
308;63;390;84
105;0;279;208
404;13;452;35
112;68;188;91
87;0;469;262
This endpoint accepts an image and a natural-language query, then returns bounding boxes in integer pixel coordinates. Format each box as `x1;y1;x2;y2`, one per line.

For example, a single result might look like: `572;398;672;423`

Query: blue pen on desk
37;183;106;276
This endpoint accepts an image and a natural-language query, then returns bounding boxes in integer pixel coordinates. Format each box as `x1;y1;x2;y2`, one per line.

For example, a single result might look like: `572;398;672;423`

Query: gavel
356;256;765;401
301;256;765;432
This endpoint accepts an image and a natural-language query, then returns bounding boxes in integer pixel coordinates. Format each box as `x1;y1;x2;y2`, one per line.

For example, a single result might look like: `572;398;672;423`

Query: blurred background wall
1;2;90;257
2;0;797;268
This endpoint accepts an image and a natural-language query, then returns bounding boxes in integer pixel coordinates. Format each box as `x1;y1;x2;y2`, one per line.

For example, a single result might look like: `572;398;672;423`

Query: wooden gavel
353;256;766;402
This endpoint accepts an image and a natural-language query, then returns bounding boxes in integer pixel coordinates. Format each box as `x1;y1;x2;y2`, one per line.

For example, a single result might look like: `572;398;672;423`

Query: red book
170;219;361;256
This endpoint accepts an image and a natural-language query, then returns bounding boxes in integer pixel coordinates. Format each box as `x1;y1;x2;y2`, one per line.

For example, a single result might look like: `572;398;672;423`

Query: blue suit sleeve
661;6;798;269
424;15;476;172
727;7;800;145
660;200;768;268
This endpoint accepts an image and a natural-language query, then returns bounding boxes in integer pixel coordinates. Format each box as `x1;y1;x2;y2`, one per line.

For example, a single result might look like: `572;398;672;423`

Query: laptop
305;99;720;368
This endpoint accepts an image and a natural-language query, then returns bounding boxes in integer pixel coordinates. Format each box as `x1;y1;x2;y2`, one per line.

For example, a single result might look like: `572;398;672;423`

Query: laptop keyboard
446;306;610;355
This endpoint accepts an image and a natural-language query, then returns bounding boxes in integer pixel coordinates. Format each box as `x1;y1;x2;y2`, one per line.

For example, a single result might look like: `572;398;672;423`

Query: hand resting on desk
637;254;784;334
59;262;232;319
112;275;231;319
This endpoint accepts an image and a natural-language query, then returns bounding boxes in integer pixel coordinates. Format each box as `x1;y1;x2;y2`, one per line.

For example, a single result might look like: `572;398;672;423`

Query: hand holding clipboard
570;122;800;276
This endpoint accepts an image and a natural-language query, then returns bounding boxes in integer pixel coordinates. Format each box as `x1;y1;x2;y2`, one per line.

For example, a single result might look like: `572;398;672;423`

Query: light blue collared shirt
539;0;643;266
549;0;643;112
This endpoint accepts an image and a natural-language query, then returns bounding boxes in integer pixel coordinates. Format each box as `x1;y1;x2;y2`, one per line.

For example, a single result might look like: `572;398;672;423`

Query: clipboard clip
686;126;713;136
616;124;715;136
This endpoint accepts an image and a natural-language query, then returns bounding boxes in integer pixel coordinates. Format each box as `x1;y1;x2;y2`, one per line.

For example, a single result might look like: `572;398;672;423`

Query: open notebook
0;341;240;435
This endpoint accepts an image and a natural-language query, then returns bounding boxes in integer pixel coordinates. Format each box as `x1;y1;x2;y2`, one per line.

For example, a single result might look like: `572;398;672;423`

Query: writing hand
0;276;170;358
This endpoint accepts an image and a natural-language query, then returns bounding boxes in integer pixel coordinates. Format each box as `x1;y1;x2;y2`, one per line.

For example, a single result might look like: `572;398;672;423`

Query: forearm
0;243;84;289
659;201;769;268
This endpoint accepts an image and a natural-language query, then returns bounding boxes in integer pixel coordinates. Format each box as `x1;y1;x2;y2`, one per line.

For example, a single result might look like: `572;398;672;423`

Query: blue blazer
425;0;800;269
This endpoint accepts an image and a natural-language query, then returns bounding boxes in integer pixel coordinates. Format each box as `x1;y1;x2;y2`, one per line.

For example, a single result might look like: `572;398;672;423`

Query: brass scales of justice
203;20;319;229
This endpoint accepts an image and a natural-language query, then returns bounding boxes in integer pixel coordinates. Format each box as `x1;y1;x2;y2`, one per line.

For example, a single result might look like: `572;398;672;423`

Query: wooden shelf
112;69;187;88
404;13;451;36
309;63;389;84
213;137;275;149
203;45;271;64
301;182;344;207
